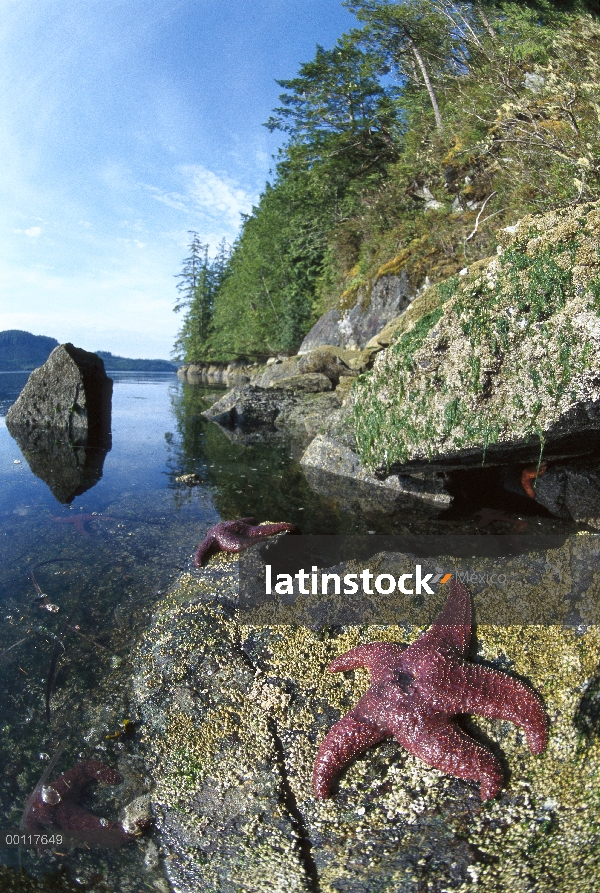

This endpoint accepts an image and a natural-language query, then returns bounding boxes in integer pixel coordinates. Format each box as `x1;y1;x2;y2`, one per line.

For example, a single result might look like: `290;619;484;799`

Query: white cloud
144;164;256;235
12;226;42;237
183;164;255;224
0;252;180;358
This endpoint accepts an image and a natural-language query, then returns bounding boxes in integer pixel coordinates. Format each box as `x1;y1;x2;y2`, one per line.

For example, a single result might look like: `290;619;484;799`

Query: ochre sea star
313;578;548;801
25;760;135;845
521;463;547;499
194;517;301;567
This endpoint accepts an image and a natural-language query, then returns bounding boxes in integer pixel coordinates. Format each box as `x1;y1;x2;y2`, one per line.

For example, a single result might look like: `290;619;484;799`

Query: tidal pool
0;370;588;892
0;370;424;891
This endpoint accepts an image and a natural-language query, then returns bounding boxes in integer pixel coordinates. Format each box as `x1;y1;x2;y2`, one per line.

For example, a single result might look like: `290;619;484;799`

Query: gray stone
120;793;152;837
179;362;254;386
6;343;112;448
202;385;299;432
301;434;451;507
299;272;414;352
270;373;333;392
296;348;354;384
536;463;600;528
203;384;341;452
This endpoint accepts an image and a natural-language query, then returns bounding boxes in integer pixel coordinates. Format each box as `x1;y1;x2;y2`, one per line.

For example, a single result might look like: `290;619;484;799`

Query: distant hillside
0;330;59;371
0;330;177;372
95;351;176;372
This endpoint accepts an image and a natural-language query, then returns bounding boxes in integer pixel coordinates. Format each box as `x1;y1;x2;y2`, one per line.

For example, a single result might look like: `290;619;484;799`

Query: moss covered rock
353;202;600;474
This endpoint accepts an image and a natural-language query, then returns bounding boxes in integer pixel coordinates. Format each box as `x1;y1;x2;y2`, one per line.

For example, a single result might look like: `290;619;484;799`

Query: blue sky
0;0;354;359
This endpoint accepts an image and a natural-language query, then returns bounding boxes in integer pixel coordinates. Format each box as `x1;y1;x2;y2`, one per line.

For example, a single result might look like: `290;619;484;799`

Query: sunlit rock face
353;202;600;475
6;343;112;501
299;271;414;353
6;343;112;447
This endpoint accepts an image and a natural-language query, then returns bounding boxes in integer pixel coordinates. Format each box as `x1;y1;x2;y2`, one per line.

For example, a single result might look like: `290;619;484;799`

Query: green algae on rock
353;202;600;474
132;536;600;892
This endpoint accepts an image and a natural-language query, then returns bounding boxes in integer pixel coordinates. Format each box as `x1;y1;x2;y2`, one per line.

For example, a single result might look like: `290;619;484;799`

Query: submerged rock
353;202;600;475
6;343;112;448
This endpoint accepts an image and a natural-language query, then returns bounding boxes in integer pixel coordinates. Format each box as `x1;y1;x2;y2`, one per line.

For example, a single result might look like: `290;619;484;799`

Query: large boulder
6;343;112;448
299;272;414;352
133;535;600;893
354;202;600;475
203;385;300;432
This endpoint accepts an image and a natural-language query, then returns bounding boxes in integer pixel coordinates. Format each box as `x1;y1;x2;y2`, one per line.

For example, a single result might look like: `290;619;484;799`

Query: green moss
353;202;600;472
391;307;444;372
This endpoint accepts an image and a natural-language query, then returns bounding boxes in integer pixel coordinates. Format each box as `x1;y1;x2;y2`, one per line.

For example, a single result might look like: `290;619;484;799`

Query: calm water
0;370;404;891
0;371;578;890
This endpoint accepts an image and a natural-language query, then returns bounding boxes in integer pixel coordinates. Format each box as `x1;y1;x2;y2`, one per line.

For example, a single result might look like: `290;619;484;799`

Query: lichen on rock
353;202;600;474
133;535;600;892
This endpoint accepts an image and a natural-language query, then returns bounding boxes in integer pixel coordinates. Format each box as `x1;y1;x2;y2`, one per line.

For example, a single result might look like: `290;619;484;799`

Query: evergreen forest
173;0;600;364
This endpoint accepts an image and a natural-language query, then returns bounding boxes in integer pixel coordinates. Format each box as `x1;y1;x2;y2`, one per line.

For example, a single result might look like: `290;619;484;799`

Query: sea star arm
194;534;218;567
419;660;548;754
245;521;301;538
388;711;504;801
416;578;472;654
328;643;407;684
313;713;388;799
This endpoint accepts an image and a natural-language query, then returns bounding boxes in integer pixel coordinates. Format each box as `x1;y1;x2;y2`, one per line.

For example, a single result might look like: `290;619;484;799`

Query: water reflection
6;429;110;503
4;359;112;503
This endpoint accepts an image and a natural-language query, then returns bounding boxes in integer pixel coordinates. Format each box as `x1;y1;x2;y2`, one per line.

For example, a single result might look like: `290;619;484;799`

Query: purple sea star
313;578;548;801
25;760;136;845
53;513;115;536
194;516;301;567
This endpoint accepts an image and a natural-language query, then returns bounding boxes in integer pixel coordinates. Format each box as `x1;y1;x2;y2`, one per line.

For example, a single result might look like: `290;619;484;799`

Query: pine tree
346;0;454;129
173;234;230;362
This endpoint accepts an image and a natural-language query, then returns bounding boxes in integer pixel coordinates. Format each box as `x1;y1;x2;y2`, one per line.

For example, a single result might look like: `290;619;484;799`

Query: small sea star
25;760;135;845
53;513;115;536
194;517;301;567
313;578;548;801
521;463;547;499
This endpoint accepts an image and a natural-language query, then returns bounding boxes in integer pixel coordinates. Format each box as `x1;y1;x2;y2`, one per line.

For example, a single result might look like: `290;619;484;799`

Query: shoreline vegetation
174;0;600;368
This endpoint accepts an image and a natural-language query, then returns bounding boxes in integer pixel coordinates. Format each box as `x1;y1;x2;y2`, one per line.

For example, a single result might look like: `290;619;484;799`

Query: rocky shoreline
192;202;600;531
